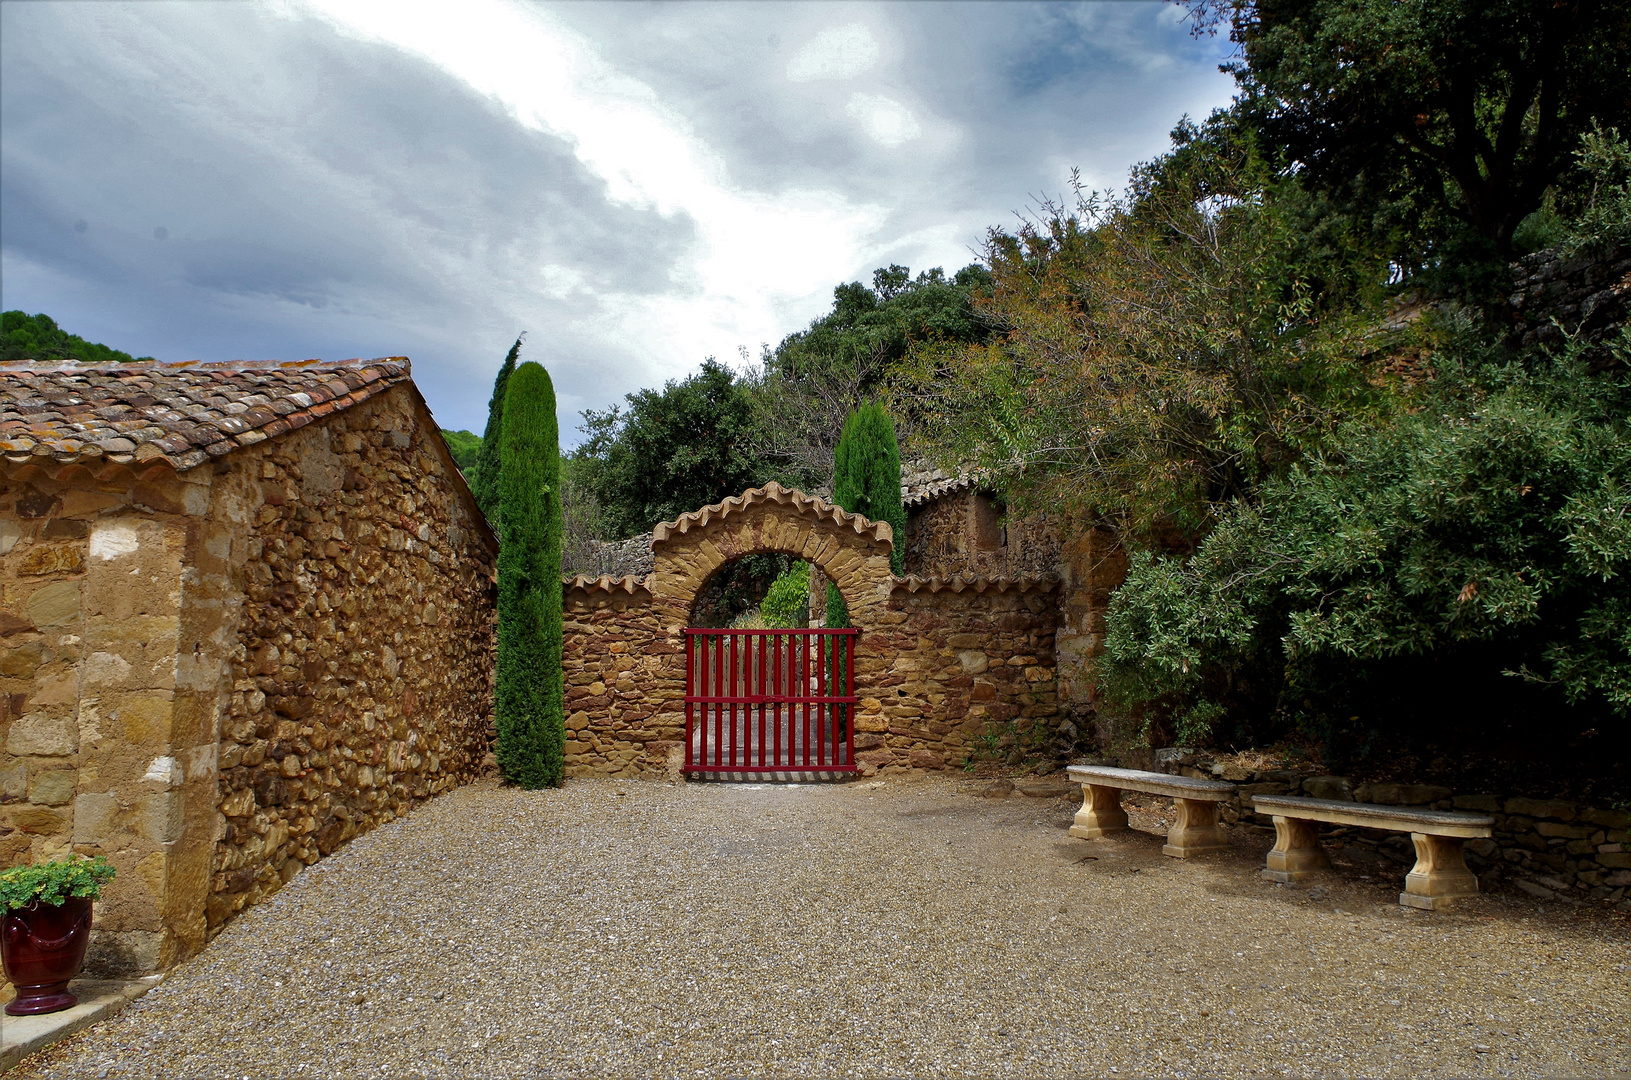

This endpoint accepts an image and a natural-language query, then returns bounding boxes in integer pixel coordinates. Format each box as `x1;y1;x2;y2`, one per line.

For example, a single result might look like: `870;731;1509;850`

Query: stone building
0;358;495;979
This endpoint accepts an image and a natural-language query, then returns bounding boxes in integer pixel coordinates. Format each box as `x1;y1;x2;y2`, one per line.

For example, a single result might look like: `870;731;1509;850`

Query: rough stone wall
903;489;1062;580
0;465;228;977
563;534;654;580
1507;241;1629;357
554;482;1062;779
855;582;1060;775
559;578;672;777
0;382;495;985
1054;524;1128;743
208;385;495;933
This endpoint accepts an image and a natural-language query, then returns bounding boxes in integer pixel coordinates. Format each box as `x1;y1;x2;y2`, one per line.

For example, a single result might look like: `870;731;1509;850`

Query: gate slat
682;628;858;774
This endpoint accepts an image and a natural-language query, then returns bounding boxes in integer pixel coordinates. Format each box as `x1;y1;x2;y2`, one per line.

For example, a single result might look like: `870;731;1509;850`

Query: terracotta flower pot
2;895;93;1015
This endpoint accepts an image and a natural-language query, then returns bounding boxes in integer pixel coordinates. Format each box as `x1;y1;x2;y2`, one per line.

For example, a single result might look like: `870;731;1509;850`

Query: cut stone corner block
1069;783;1128;840
1260;815;1332;883
1398;832;1480;911
1162;797;1228;858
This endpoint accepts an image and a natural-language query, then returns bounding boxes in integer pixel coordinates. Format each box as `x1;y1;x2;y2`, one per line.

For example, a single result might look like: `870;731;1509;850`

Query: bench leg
1399;833;1480;911
1162;798;1228;858
1261;816;1331;882
1069;784;1128;840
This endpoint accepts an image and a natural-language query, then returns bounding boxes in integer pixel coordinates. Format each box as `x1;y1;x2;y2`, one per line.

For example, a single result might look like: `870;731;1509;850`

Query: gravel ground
14;775;1631;1079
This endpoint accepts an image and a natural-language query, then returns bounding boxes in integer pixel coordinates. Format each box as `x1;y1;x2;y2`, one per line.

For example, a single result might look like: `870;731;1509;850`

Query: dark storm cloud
1;1;1231;436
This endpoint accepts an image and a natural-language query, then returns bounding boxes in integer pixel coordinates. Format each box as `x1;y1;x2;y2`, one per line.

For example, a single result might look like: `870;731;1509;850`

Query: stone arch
648;482;894;632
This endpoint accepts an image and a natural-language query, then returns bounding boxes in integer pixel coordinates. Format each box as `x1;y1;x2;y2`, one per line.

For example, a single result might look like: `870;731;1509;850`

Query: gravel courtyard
16;775;1631;1079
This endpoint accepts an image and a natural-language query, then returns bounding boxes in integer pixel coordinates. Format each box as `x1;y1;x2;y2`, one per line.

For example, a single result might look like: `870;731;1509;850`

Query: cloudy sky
1;1;1233;440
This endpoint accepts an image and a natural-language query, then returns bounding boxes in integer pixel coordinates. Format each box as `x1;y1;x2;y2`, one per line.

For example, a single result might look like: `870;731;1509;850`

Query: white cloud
785;23;880;82
293;0;888;383
538;264;586;301
846;93;922;147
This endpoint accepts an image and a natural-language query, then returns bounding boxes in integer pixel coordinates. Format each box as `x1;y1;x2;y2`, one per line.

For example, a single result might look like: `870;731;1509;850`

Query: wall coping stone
652;481;892;547
892;573;1059;594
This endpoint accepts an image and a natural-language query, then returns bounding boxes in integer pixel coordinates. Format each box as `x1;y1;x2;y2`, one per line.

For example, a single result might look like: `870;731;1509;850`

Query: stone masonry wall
903;489;1063;581
560;578;672;778
0;464;230;977
1507;240;1629;358
208;385;495;933
856;582;1060;775
556;572;1060;779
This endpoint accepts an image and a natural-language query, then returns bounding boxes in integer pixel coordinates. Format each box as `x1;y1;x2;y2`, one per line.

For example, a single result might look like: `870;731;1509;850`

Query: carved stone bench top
1066;765;1237;802
1250;794;1494;838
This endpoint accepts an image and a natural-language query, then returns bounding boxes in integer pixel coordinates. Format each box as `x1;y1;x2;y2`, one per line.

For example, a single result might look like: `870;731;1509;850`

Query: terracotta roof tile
0;357;411;470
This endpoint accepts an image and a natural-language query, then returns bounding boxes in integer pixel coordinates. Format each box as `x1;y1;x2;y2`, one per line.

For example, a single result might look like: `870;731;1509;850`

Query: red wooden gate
684;628;858;774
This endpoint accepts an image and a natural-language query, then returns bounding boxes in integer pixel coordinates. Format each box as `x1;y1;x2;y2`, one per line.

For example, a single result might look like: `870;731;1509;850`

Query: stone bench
1250;794;1495;910
1065;765;1238;858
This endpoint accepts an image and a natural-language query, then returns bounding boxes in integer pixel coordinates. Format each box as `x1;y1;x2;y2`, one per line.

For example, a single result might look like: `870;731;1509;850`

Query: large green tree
1;311;153;364
494;361;565;789
1188;0;1631;261
471;336;523;523
572;358;765;538
747;264;993;487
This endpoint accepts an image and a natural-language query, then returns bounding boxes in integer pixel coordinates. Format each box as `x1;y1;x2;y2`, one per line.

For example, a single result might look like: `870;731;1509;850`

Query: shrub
0;856;116;911
1099;327;1631;771
495;361;565;789
761;561;811;628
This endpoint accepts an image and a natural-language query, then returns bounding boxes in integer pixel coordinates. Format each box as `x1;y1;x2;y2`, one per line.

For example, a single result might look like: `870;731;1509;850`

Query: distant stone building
0;358;495;978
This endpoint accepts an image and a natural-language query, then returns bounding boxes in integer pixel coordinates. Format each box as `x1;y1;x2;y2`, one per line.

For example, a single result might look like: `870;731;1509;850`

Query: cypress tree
825;400;907;627
472;336;523;523
494;361;565;789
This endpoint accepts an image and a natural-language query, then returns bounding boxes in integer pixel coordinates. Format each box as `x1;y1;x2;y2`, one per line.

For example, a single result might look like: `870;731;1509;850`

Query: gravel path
16;776;1631;1079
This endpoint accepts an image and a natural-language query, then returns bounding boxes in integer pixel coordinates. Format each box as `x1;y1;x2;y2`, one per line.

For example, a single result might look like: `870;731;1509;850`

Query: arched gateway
559;483;1061;779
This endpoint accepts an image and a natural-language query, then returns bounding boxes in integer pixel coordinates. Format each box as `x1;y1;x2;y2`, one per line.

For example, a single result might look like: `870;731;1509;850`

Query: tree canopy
1;311;153;364
1187;0;1631;263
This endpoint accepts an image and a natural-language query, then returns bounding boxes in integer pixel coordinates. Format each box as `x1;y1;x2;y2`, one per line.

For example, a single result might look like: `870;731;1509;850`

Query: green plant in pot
1;856;116;1015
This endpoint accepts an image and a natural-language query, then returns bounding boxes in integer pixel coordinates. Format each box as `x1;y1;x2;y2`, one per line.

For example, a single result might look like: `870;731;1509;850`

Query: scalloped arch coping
651;481;892;547
645;482;895;630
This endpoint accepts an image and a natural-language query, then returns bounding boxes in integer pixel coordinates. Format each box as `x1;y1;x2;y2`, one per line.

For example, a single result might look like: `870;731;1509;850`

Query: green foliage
905;141;1395;539
1191;0;1631;262
440;429;482;473
472;337;523;524
1099;327;1631;764
746;264;993;486
0;856;116;911
572;358;766;539
760;561;810;628
495;361;564;789
823;401;907;626
0;311;152;364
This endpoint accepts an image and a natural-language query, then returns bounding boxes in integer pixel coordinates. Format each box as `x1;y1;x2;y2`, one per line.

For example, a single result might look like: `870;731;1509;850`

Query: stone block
1452;794;1501;812
1534;821;1593;839
73;793;118;845
28;767;77;806
6;712;78;756
24;581;81;627
1504;797;1576;821
1354;782;1452;806
1302;775;1353;801
1580;807;1631;830
8;804;65;835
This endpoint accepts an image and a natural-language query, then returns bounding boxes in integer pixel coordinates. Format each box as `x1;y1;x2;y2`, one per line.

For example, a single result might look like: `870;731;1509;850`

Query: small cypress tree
494;361;565;789
824;400;908;627
472;336;523;523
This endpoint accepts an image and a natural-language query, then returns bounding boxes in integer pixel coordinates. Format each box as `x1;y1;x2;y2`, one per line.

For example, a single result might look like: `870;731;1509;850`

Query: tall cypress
494;361;565;789
825;400;908;627
472;336;523;523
